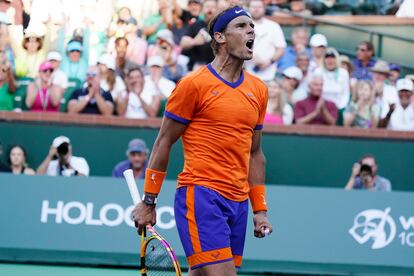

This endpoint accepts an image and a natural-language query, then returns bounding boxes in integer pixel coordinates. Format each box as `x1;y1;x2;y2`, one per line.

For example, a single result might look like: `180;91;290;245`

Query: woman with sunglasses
25;61;62;112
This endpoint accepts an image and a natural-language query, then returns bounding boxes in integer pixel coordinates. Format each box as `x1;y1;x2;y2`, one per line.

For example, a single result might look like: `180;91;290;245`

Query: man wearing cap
352;41;376;81
37;136;89;177
244;0;286;81
309;33;327;71
282;66;306;105
294;74;338;125
379;78;414;131
180;0;218;70
112;138;148;179
67;65;114;115
47;51;68;90
370;60;398;108
134;5;272;275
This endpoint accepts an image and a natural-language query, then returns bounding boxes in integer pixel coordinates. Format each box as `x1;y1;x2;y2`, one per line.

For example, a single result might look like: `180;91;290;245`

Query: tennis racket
123;169;182;276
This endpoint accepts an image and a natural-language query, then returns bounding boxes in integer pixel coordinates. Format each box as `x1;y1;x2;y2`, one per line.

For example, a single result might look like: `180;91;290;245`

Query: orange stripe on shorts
186;186;202;253
233;254;243;267
187;247;233;268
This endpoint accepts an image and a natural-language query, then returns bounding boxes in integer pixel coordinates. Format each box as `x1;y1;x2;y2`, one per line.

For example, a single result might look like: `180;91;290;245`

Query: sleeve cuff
164;111;191;125
254;124;264;130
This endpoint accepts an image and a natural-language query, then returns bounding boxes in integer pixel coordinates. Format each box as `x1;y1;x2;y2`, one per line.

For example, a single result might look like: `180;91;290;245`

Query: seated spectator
294;74;338;125
309;33;327;72
370;60;398;108
142;56;176;102
278;27;311;71
143;0;174;44
264;79;293;125
108;5;138;38
113;37;134;79
0;58;16;111
282;66;306;105
344;80;379;129
296;51;312;93
379;78;414;131
37;136;89;177
345;154;392;191
339;55;354;78
25;61;62;112
112;138;148;179
173;0;203;43
67;66;114;115
117;66;160;119
97;53;126;101
180;0;217;70
7;145;35;175
8;21;51;78
47;51;68;89
388;64;401;87
245;0;286;81
314;48;350;111
352;41;376;81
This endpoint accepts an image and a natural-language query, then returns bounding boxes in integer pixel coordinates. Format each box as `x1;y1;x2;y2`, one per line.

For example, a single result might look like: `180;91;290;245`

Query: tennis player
133;5;272;276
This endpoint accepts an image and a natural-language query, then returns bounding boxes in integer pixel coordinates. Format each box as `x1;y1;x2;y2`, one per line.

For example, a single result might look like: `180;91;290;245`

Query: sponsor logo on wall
350;207;414;249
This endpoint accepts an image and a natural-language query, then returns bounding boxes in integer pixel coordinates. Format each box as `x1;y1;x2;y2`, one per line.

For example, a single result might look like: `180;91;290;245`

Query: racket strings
145;238;176;275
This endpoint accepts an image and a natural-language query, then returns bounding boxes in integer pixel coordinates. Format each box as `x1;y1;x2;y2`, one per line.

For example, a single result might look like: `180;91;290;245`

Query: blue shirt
351;58;376;80
353;175;392;191
112;160;147;179
278;46;311;72
69;88;113;114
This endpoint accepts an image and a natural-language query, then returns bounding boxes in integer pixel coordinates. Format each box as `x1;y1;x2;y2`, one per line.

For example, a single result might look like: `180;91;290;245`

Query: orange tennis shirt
165;64;268;202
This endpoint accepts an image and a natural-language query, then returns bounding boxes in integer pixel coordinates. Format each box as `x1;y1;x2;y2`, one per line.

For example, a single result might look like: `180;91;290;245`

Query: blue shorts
174;185;248;270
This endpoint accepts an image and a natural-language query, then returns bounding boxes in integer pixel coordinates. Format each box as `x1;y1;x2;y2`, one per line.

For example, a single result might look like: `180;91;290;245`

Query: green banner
0;173;413;275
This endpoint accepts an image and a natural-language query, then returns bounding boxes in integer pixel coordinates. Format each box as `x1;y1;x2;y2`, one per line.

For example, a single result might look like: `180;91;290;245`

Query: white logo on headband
235;9;243;14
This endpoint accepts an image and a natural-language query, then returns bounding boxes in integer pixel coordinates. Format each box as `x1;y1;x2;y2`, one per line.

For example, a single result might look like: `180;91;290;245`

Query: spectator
0;56;16;111
180;0;217;70
282;66;306;105
7;145;35;175
379;78;414;131
352;41;376;81
47;51;68;91
117;66;160;119
245;0;286;81
97;53;126;101
8;21;51;78
344;80;380;129
264;79;293;125
345;154;392;191
67;65;114;115
113;37;135;79
142;55;175;104
57;25;90;82
389;64;401;87
112;138;148;179
370;60;398;109
314;48;350;111
108;5;138;38
339;55;354;77
278;27;310;71
309;33;327;72
37;136;89;177
296;51;311;93
143;0;174;44
294;74;338;125
25;61;62;112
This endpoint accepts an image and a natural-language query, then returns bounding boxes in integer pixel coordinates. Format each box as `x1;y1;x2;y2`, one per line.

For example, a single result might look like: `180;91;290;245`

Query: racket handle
123;169;142;205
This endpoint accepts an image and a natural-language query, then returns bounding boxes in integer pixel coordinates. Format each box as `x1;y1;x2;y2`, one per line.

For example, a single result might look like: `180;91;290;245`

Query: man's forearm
95;94;114;115
37;156;52;174
248;150;266;186
322;107;336;125
345;176;356;190
296;110;318;125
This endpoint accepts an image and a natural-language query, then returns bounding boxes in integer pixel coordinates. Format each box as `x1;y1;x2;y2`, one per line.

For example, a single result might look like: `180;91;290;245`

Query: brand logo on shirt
246;93;254;98
235;9;244;14
211;251;221;259
211;91;219;96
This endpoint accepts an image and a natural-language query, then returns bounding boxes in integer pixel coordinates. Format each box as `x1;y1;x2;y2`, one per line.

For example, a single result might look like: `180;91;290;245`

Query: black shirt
69;88;114;115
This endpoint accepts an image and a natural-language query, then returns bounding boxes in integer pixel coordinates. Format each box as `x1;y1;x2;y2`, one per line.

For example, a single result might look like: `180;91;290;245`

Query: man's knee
192;260;237;276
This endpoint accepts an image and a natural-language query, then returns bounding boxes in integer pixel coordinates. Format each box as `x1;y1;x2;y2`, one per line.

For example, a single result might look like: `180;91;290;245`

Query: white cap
396;78;414;92
24;21;46;38
53;136;70;148
309;33;328;47
147;55;165;67
283;66;303;81
97;53;116;70
156;29;174;45
47;51;62;61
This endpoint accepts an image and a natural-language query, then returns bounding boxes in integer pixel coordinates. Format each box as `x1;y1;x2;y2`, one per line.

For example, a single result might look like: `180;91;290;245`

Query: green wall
0;121;413;191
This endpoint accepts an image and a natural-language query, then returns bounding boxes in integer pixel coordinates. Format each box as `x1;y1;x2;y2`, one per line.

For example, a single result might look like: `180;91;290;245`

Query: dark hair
126;64;144;78
7;145;27;165
359;41;375;56
22;37;43;51
115;36;129;47
207;5;238;55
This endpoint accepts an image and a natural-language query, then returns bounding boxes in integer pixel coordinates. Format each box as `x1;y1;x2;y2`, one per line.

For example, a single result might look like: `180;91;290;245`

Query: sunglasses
87;72;97;77
41;69;54;73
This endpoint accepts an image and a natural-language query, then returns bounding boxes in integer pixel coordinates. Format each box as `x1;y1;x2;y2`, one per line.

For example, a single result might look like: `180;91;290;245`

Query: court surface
0;263;260;276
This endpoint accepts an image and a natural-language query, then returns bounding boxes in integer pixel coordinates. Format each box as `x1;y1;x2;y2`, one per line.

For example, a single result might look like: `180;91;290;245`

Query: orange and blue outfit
165;63;268;269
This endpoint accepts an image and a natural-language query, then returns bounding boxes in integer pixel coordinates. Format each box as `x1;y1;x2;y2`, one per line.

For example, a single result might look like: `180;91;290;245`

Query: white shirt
141;75;175;104
283;104;294;125
396;0;414;17
245;18;287;81
51;69;69;89
381;103;414;131
100;76;126;100
314;67;350;109
122;91;150;119
47;156;90;176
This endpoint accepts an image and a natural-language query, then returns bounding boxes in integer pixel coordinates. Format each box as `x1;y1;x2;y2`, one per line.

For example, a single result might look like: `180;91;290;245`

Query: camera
57;142;69;156
359;163;373;176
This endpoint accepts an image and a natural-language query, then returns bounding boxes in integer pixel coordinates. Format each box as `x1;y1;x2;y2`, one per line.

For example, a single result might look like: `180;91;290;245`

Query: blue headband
212;6;251;34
